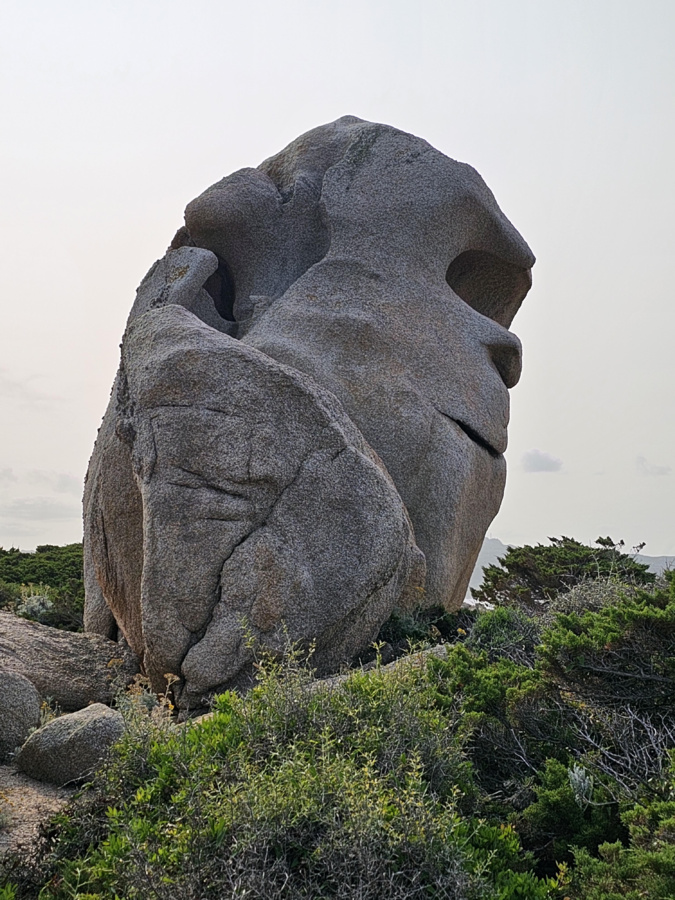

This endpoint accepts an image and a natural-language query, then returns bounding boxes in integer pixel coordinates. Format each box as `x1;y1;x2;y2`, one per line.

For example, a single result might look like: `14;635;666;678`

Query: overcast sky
1;0;673;556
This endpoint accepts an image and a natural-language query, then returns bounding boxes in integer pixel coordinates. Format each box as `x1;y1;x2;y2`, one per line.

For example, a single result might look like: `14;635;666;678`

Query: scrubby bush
374;604;476;662
0;544;84;630
1;649;559;899
539;574;675;710
472;536;654;610
568;752;675;899
0;544;84;589
466;606;541;666
1;543;673;898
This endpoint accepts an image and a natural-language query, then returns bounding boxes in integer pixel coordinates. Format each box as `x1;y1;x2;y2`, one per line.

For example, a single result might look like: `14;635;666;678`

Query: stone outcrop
184;117;533;609
0;612;138;712
0;671;41;762
84;117;533;709
16;704;125;786
86;298;423;710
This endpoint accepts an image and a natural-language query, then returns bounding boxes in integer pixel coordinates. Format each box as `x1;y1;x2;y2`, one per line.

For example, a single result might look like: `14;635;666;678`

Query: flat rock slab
0;612;139;712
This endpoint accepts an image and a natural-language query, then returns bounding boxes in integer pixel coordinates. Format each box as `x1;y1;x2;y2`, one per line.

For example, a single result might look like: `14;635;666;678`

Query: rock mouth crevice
438;411;503;460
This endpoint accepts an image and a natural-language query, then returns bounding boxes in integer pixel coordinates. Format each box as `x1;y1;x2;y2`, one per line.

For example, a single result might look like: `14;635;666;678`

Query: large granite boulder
84;117;533;707
86;294;423;710
16;704;125;786
186;117;534;609
83;247;234;642
0;611;138;711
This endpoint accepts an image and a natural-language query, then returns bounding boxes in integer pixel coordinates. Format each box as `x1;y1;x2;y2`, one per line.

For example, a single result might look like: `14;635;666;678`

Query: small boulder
0;671;41;762
15;703;125;786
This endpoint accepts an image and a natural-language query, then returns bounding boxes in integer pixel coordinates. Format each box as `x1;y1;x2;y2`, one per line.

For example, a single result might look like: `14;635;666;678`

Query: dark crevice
203;256;236;323
435;408;501;458
167;483;250;502
170;465;251;500
454;419;500;458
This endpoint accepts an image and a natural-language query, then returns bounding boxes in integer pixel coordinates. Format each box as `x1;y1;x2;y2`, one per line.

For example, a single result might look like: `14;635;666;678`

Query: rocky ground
0;764;75;857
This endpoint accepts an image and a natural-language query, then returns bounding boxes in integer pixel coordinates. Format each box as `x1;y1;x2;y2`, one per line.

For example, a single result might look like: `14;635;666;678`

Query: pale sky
1;0;673;555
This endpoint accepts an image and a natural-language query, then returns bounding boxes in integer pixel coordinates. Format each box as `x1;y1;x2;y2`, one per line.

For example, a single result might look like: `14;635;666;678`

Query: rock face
84;117;533;708
0;671;41;762
16;704;125;786
196;119;533;610
0;612;138;712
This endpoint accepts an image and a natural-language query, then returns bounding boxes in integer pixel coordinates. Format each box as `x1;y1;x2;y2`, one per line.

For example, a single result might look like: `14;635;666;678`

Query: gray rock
84;117;533;704
125;244;236;336
0;612;138;712
83;378;145;644
191;117;534;610
0;671;41;762
86;302;423;710
83;246;238;644
16;703;125;786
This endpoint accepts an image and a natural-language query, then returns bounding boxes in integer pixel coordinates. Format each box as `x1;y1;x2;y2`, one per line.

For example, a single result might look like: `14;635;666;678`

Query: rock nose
484;324;523;389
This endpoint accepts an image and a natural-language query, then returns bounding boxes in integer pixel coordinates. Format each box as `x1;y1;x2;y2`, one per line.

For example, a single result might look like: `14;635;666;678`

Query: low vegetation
0;544;84;631
472;535;655;609
1;538;673;898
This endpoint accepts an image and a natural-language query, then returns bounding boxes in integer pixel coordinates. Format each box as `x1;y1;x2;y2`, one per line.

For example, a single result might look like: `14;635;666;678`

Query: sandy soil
0;764;75;857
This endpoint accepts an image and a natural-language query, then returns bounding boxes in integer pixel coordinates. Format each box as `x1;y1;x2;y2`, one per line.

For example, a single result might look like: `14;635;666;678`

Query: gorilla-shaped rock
84;117;533;711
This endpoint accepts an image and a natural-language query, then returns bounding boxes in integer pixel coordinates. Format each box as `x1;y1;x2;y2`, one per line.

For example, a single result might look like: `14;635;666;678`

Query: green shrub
0;544;84;631
539;571;675;710
428;642;565;793
375;605;476;656
2;543;673;898
427;594;674;877
0;544;84;589
1;649;555;899
472;537;654;610
568;754;675;899
514;758;625;874
0;581;21;608
466;606;542;665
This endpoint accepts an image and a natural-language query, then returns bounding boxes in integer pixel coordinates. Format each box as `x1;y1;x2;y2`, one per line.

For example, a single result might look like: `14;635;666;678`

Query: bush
0;544;84;589
0;544;84;631
472;537;654;610
513;758;625;875
1;649;556;899
539;572;675;710
568;753;675;899
2;542;673;898
466;606;541;666
427;579;675;877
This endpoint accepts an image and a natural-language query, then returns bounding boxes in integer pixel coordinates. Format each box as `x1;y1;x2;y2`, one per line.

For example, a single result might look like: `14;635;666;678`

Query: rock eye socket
446;249;532;329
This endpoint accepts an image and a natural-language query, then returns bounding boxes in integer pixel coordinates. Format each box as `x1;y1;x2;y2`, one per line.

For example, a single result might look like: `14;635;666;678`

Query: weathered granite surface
16;704;125;786
0;611;138;712
0;671;40;762
84;117;533;708
187;117;534;610
86;297;423;710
